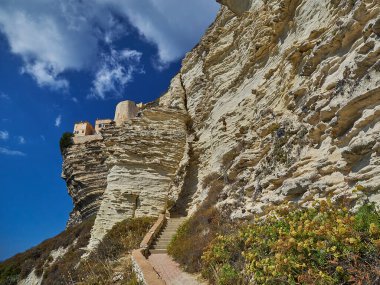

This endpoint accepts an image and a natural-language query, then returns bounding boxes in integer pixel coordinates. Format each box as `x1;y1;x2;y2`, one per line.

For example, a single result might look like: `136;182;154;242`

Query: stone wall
114;100;140;126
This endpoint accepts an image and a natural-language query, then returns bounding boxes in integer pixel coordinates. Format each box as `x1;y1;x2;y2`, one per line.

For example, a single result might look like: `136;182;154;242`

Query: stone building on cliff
73;100;140;138
73;121;95;136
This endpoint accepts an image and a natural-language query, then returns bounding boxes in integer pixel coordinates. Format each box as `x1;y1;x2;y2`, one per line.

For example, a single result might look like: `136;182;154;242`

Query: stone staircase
150;216;186;254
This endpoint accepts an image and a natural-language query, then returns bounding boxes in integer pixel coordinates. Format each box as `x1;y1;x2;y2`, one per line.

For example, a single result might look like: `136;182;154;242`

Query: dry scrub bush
0;217;95;285
168;186;237;273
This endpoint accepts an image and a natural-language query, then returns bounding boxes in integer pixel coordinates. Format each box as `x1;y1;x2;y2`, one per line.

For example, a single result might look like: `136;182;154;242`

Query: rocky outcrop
216;0;251;15
87;107;188;251
62;74;189;250
170;0;380;219
62;0;379;249
62;140;108;227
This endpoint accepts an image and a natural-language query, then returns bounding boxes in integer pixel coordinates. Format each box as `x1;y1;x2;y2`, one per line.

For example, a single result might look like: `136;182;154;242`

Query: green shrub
201;201;380;285
59;132;74;153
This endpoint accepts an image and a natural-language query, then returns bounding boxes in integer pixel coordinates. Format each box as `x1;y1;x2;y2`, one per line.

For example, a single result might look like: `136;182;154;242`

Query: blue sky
0;0;219;261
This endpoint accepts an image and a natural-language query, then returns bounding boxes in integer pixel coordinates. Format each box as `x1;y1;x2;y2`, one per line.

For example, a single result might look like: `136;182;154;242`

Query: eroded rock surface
62;75;189;252
62;0;380;249
87;107;188;250
174;0;380;219
62;140;108;227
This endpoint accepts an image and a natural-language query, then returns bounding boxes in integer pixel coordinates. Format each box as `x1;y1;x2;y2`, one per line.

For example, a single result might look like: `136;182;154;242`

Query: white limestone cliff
174;0;380;219
62;0;380;252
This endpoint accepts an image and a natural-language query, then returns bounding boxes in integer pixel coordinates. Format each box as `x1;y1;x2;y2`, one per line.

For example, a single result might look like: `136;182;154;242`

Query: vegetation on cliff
169;201;380;285
59;132;74;153
0;217;94;285
75;217;155;285
168;188;236;273
0;217;155;285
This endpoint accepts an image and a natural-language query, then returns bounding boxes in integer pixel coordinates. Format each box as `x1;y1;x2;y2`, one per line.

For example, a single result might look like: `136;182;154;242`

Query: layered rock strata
63;0;380;248
62;139;108;227
87;107;188;250
172;0;380;218
62;74;188;249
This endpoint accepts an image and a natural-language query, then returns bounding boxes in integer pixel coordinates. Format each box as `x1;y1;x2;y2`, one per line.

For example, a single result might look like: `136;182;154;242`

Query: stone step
156;235;173;241
153;241;172;245
158;230;178;235
153;242;172;247
165;223;184;226
150;249;167;254
154;237;173;241
155;236;173;241
160;225;183;230
153;246;168;249
160;230;179;234
152;243;169;248
148;217;186;255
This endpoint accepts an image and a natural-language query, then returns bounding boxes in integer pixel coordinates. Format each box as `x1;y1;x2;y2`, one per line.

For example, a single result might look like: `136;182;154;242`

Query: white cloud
0;130;9;140
0;0;219;92
0;147;26;156
0;1;100;90
72;97;79;103
55;115;62;127
97;0;220;64
17;136;26;144
21;61;69;90
90;49;143;99
40;135;46;141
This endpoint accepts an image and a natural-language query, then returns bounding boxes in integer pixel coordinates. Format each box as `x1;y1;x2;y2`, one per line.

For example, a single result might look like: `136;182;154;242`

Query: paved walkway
148;253;206;285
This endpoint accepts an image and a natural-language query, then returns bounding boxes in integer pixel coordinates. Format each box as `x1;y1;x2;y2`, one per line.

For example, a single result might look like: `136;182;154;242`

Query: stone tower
114;100;139;126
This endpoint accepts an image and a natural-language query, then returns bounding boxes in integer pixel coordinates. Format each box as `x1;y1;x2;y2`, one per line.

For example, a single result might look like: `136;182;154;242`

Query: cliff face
62;0;380;248
62;75;188;249
62;138;108;227
175;0;380;218
87;106;188;250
